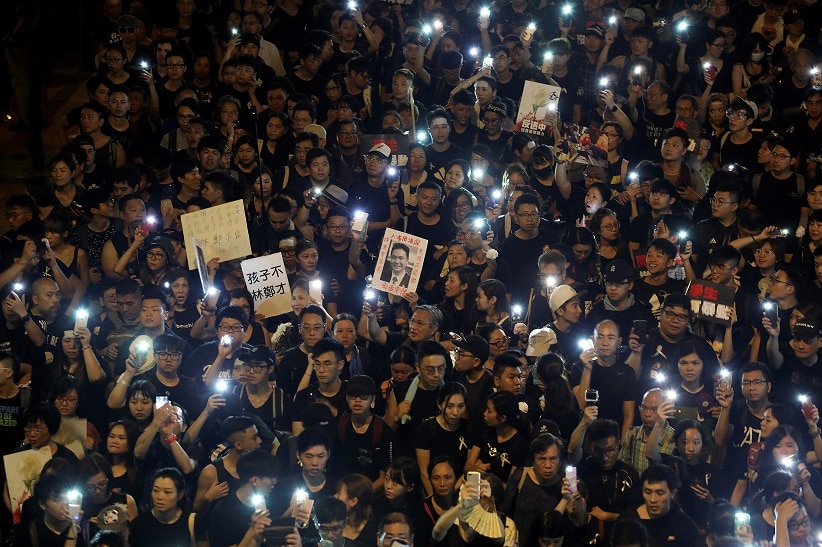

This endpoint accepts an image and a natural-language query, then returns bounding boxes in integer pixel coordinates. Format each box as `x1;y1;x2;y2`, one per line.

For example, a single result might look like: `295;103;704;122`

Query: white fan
462;498;504;539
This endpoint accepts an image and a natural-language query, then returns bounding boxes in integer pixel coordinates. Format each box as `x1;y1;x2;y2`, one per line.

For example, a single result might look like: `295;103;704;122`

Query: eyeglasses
725;109;748;120
325;86;341;92
318;524;345;535
754;248;774;255
86;479;109;492
787;517;811;531
156;350;182;359
517;212;540;219
218;324;245;333
166;63;185;69
771;152;791;160
600;222;620;231
768;275;793;287
146;252;166;260
24;425;44;434
177;114;195;121
280;248;296;255
483;117;502;125
55;396;78;405
740;379;768;387
326;224;347;231
454;348;474;358
456;230;479;238
602;132;620;139
233;363;265;372
709;42;725;48
662;309;690;322
314;362;338;370
301;324;325;332
489;339;509;348
639;404;659;413
709;197;737;206
338;131;358;137
709;263;732;272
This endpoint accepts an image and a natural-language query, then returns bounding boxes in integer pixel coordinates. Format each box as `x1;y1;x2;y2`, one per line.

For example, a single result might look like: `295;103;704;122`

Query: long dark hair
536;353;578;417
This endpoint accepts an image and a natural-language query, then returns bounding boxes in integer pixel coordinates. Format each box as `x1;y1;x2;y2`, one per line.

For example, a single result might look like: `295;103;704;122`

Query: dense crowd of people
1;0;822;545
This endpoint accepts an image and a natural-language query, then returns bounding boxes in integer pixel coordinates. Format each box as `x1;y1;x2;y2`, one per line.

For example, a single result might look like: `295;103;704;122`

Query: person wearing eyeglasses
187;305;253;387
717;97;759;171
689;180;743;273
476;100;512;172
331;375;394;490
628;292;719;396
757;265;802;366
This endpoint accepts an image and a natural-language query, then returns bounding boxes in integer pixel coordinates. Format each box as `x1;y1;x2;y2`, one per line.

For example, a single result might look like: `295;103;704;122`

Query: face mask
751;52;765;62
534;166;553;178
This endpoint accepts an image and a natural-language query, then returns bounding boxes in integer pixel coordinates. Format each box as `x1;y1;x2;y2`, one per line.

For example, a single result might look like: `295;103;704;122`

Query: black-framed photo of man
372;228;428;297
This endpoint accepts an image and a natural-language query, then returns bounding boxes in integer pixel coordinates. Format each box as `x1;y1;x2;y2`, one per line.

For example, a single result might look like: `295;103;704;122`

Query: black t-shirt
391;378;442;458
209;493;255;547
578;459;641;515
276;346;310;400
292;381;348;425
632;278;688;319
568;361;637;424
182;340;253;384
618;507;699;547
475;427;530;482
128;510;208;547
637;330;719;396
693;217;739;272
415;416;473;473
425;144;465;177
332;414;394;480
719;133;761;172
0;389;27;456
499;228;557;303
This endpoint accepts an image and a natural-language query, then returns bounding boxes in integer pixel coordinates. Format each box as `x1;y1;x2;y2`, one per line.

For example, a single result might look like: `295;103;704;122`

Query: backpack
751;172;805;200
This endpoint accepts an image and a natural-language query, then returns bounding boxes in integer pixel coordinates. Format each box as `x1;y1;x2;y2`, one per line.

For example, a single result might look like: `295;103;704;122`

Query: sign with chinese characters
180;200;252;269
5;447;52;523
371;228;428;297
686;280;735;326
514;81;561;137
632;248;649;278
241;253;292;317
360;134;410;166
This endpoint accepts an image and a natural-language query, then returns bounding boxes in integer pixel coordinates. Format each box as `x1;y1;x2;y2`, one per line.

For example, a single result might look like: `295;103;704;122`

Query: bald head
31;278;60;319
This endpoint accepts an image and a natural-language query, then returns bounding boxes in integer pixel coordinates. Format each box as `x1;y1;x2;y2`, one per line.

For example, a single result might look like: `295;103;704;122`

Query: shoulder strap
797;174;805;196
272;386;284;418
752;173;762;199
719;131;730;152
30;521;40;547
337;412;351;443
517;466;532;493
189;512;196;546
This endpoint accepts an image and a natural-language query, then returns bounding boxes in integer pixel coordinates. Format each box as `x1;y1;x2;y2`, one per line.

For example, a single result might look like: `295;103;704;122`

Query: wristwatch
607;104;618;112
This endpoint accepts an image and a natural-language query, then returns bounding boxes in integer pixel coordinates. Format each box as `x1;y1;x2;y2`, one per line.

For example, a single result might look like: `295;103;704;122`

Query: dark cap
483;99;507;117
783;9;803;23
794;318;822;340
142;235;176;262
239;33;261;46
302;402;333;426
241;345;276;367
347;375;377;397
585;23;606;37
604;259;635;283
453;335;490;362
533;419;561;439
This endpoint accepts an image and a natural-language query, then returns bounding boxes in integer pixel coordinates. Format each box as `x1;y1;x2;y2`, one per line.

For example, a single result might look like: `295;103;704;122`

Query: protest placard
371;229;428;297
241;253;293;317
686;280;736;326
180;200;251;269
515;81;561;138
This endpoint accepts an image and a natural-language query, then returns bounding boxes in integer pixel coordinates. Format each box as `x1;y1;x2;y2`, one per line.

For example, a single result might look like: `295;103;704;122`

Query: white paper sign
5;447;52;523
181;200;252;269
241;253;293;317
371;228;428;297
515;81;562;137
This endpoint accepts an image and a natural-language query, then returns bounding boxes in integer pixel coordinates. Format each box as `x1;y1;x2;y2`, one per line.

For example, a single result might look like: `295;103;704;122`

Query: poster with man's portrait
372;229;428;297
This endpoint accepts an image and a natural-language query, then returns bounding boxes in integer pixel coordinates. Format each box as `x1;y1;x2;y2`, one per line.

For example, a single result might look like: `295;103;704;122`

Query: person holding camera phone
210;449;301;547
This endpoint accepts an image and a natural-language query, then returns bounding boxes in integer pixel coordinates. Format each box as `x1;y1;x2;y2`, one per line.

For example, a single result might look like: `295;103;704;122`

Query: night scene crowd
2;0;822;545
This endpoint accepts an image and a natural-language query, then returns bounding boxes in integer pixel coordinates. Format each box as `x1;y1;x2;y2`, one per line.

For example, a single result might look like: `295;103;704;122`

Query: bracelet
20;315;30;325
751;236;756;244
165;433;178;444
390;201;398;205
811;429;821;439
82;346;92;351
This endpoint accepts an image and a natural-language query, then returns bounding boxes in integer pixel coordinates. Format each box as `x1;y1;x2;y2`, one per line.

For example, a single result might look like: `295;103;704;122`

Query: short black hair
236;448;281;482
311;338;345;363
